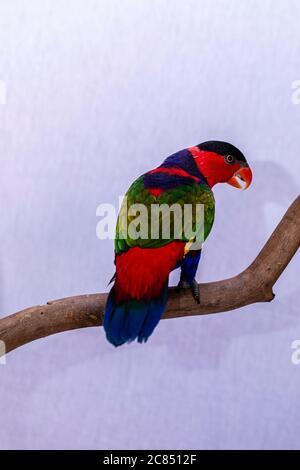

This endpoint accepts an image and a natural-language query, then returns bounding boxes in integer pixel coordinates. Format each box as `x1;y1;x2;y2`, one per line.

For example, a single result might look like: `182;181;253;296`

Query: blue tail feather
137;283;168;343
103;282;169;347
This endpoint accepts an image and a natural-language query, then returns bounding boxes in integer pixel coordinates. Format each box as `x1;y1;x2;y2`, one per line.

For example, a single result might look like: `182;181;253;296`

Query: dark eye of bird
225;154;235;164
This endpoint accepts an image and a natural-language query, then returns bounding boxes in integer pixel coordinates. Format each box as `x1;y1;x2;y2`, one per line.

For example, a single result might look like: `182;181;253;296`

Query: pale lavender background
0;0;299;450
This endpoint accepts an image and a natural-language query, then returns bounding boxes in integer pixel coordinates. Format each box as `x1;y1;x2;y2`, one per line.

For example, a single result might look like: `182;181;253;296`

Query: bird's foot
177;278;200;304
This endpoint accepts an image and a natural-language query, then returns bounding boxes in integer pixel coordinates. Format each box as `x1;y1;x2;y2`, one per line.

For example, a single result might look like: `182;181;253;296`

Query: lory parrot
104;141;252;346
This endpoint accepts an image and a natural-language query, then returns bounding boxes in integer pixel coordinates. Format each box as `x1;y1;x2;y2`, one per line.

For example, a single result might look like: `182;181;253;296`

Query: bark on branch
0;196;299;356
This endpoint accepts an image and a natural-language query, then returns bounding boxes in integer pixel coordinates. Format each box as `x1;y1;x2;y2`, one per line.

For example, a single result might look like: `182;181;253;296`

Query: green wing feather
115;176;215;255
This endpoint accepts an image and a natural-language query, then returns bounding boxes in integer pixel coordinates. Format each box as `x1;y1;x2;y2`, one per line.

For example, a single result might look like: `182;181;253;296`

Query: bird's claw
177;279;190;290
177;278;200;304
191;279;200;304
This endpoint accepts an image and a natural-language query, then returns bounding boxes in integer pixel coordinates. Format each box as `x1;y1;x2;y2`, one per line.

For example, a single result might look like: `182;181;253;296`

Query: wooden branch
0;196;299;356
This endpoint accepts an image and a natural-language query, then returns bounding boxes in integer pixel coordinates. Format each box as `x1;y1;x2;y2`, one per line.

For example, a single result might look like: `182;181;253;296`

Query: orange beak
227;166;252;190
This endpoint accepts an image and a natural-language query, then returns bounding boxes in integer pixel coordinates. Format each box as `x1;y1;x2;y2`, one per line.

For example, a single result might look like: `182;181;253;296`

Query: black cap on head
198;141;246;163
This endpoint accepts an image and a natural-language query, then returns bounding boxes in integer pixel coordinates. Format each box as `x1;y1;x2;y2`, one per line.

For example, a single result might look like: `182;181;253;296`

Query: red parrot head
189;141;252;190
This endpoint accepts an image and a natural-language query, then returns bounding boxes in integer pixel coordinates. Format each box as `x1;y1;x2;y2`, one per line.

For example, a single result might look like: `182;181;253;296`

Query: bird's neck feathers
159;148;209;185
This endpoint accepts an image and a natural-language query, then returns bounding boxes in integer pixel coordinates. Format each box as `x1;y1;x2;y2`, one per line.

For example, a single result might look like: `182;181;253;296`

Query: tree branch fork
0;196;299;356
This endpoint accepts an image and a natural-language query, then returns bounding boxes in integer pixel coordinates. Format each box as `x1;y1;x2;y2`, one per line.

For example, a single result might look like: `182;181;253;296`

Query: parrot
104;141;252;346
